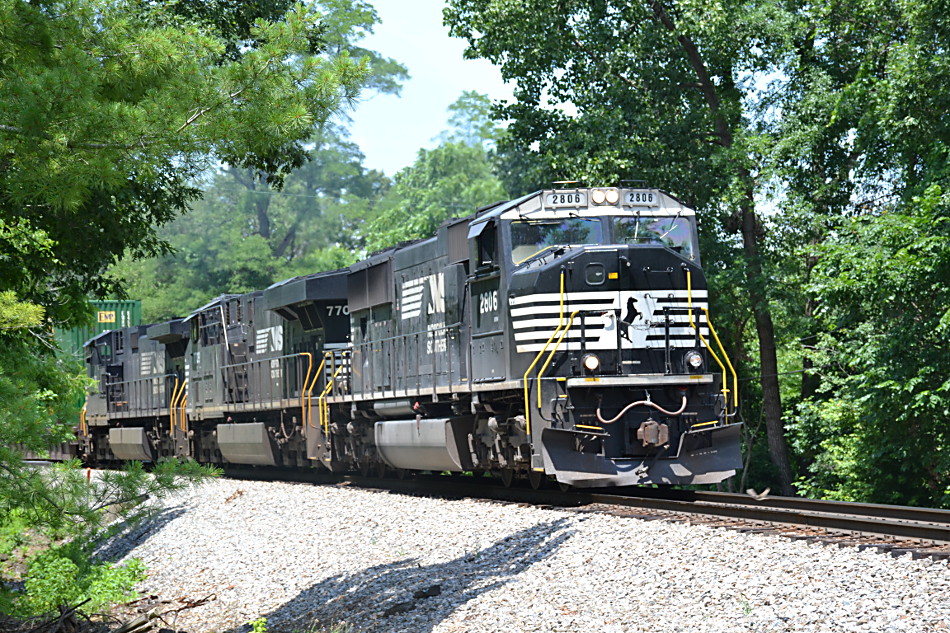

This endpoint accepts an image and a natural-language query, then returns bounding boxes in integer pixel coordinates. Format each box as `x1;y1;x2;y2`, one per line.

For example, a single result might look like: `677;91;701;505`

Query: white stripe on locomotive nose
509;291;617;305
510;308;709;324
515;340;707;353
508;289;709;307
511;318;705;332
510;302;620;318
509;304;709;319
513;326;709;342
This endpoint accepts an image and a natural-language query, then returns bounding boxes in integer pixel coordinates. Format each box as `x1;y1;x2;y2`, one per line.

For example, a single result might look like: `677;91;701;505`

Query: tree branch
568;35;644;91
649;0;732;147
176;57;274;133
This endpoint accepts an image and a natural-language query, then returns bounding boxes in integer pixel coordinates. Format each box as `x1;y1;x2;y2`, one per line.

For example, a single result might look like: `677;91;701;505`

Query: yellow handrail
537;310;580;409
522;270;566;437
178;391;188;432
168;377;183;435
79;403;87;437
306;353;330;429
685;270;736;415
299;352;313;430
319;353;347;435
702;307;738;411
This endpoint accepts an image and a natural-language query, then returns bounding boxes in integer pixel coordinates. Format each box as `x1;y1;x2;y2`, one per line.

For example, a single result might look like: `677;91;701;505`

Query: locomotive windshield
614;215;695;259
510;217;603;263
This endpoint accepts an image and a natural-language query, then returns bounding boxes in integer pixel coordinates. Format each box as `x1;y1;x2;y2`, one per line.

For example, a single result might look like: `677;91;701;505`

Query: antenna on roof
551;180;584;189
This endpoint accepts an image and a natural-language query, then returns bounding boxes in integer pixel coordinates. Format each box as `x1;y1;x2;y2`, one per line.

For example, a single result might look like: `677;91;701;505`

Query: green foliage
0;509;29;558
0;336;87;460
444;0;776;207
0;455;218;615
361;91;510;253
104;0;405;321
792;185;950;507
0;299;218;615
249;617;269;633
0;0;381;620
365;141;507;252
0;0;375;325
112;126;390;321
757;0;950;506
440;91;500;149
0;291;45;331
18;546;146;617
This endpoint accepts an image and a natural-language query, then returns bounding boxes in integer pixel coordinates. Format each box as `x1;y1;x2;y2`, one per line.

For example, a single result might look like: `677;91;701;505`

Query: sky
345;1;514;177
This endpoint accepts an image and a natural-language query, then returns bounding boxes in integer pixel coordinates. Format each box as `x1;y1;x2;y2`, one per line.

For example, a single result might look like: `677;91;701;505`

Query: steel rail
613;487;950;526
582;492;950;545
209;467;950;546
354;476;950;545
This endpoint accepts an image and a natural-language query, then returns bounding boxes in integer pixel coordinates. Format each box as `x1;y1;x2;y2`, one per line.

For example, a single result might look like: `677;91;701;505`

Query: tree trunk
651;0;798;494
255;194;271;240
739;176;796;495
229;167;272;239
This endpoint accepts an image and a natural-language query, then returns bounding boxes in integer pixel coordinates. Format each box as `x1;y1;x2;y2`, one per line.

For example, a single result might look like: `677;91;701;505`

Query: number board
623;190;660;207
545;192;587;208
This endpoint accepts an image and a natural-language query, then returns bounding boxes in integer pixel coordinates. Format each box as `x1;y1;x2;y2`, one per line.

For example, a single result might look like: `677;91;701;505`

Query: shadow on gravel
92;505;190;562
226;517;575;633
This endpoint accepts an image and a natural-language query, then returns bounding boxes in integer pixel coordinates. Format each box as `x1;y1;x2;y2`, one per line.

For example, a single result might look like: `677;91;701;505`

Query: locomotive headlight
591;189;606;204
583;353;601;372
605;189;620;204
685;350;703;370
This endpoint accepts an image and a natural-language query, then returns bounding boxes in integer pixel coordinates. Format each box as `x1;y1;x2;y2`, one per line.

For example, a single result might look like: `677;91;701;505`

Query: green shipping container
53;300;143;361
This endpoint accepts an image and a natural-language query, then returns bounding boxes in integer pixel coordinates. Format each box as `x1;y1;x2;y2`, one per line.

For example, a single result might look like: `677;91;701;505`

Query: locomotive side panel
262;270;350;468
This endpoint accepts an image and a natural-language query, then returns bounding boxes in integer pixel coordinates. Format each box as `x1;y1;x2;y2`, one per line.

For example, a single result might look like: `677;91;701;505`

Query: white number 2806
478;290;498;315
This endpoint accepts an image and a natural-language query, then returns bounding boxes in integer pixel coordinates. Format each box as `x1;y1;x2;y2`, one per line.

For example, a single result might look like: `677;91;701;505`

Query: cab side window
477;224;497;269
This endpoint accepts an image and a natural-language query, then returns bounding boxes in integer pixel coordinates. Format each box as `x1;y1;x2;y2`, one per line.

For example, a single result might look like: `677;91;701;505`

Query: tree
0;0;370;324
365;92;508;252
365;141;507;252
0;0;387;617
444;0;798;494
794;185;950;507
117;126;392;321
439;90;500;149
768;0;950;506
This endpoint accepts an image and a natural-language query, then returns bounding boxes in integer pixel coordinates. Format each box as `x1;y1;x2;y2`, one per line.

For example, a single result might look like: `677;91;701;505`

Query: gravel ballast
101;478;950;633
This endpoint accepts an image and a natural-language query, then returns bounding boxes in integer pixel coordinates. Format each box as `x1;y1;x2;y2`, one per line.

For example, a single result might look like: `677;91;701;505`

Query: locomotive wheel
558;481;572;492
500;468;515;488
375;461;388;479
358;459;371;477
528;469;545;490
395;467;409;480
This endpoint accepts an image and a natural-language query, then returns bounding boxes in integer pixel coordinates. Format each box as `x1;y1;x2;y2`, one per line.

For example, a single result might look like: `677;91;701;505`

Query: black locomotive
80;186;742;488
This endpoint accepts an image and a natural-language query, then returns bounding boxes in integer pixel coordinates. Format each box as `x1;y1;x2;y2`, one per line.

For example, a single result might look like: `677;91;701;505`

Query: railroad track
221;466;950;560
